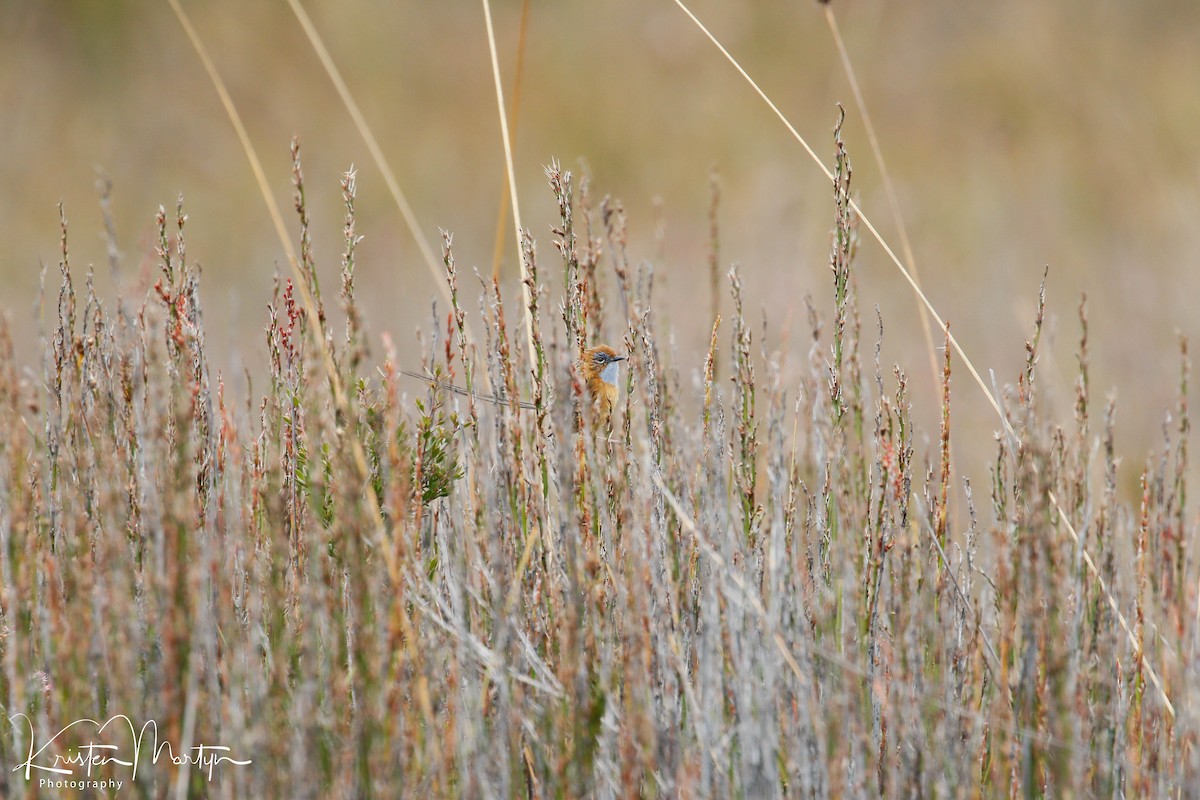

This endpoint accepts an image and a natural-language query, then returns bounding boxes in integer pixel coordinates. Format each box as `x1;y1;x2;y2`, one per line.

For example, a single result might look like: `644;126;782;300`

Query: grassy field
2;2;1198;798
1;122;1194;796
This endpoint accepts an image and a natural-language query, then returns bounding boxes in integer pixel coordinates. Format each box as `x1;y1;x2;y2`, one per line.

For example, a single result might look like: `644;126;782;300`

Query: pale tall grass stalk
821;4;939;394
481;0;538;371
490;0;533;281
166;0;440;729
282;0;450;319
671;0;1176;718
167;0;384;558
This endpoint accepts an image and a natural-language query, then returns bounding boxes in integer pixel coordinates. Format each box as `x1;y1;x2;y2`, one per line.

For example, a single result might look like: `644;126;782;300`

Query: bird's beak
614;355;627;362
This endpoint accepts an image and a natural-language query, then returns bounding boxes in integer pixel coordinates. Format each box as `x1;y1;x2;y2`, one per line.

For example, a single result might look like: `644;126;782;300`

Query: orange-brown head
582;345;626;424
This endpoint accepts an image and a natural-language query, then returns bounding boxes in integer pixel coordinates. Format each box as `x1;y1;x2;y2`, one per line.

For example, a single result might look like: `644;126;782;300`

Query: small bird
582;345;627;425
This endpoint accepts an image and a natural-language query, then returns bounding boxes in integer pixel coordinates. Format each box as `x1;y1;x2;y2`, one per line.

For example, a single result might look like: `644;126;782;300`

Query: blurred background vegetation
2;0;1198;492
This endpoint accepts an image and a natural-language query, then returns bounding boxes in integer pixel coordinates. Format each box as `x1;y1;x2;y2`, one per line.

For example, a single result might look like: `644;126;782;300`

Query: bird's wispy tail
399;369;537;411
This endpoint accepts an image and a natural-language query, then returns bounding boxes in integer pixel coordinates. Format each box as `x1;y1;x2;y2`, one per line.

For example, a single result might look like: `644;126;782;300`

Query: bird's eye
593;354;605;363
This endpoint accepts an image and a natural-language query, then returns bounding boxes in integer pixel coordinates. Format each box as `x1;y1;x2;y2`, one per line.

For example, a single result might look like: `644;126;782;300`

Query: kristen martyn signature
8;713;252;785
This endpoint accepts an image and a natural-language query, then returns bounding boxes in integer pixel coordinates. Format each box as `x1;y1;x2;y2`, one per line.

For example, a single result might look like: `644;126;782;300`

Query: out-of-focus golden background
2;1;1198;490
